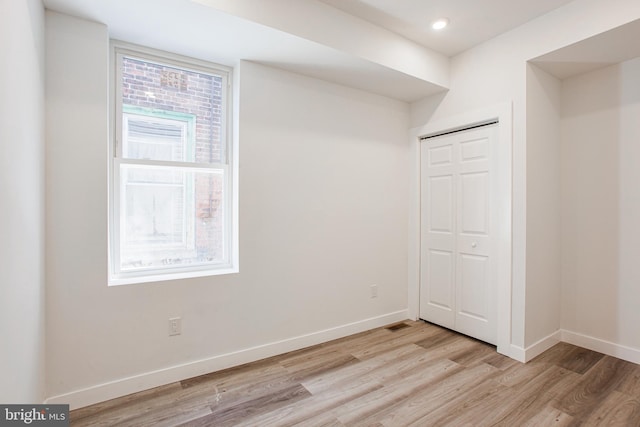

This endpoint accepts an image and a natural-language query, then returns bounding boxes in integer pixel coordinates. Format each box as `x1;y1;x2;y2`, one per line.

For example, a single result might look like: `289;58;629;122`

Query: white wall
45;12;110;405
45;12;410;408
525;64;562;347
561;57;640;355
0;0;46;403
410;0;640;353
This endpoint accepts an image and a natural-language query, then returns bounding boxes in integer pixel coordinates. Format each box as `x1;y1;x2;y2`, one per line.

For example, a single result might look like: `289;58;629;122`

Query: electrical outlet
169;317;182;336
371;284;378;298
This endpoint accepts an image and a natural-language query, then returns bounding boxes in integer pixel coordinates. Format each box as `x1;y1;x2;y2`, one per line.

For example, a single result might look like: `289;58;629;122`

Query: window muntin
110;45;234;284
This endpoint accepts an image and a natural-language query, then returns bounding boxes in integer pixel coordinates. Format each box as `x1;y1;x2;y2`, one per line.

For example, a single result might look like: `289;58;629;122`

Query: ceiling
531;18;640;79
320;0;576;56
42;0;582;101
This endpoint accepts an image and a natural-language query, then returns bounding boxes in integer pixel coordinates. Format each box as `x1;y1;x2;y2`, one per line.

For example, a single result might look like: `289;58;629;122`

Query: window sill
108;265;239;286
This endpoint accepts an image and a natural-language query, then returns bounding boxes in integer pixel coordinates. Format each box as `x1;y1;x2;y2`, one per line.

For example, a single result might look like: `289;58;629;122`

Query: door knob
471;242;477;248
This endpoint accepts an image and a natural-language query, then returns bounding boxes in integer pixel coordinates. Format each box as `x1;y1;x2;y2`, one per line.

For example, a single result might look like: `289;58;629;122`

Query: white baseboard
507;330;562;363
524;330;561;362
45;310;408;410
507;344;526;363
561;329;640;364
512;329;640;365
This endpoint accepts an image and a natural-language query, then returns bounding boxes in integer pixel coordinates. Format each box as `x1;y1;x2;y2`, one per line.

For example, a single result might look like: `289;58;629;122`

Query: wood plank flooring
70;321;640;426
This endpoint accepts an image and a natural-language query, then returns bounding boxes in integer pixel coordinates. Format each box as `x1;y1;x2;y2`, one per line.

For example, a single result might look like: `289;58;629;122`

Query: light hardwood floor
70;321;640;426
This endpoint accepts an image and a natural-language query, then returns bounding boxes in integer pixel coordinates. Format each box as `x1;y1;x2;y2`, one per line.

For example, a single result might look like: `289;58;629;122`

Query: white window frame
109;42;238;285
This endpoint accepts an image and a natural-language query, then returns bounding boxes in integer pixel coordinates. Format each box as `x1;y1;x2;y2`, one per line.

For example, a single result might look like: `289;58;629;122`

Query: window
109;44;236;285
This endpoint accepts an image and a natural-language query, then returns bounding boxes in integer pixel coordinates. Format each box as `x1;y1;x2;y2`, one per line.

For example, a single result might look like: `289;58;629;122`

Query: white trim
408;102;513;358
511;330;640;364
407;125;421;321
108;265;239;286
561;330;640;365
508;344;527;363
523;330;561;362
44;310;408;410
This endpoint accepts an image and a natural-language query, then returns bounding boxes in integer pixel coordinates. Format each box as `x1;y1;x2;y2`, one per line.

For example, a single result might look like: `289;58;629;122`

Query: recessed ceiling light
432;18;449;30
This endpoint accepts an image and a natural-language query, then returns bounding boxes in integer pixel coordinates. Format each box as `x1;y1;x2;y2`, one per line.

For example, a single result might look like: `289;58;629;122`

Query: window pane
119;164;226;272
121;56;225;163
124;113;190;162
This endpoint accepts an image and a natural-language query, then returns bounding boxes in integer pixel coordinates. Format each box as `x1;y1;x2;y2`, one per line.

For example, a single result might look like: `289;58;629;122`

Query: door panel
460;138;489;162
457;253;489;319
428;175;453;232
428;145;453;166
459;172;489;236
420;124;498;345
420;139;456;329
427;249;454;310
456;252;491;342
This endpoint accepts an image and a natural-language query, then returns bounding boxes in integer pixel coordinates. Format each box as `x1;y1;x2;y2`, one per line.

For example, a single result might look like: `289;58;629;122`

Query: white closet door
420;124;498;345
